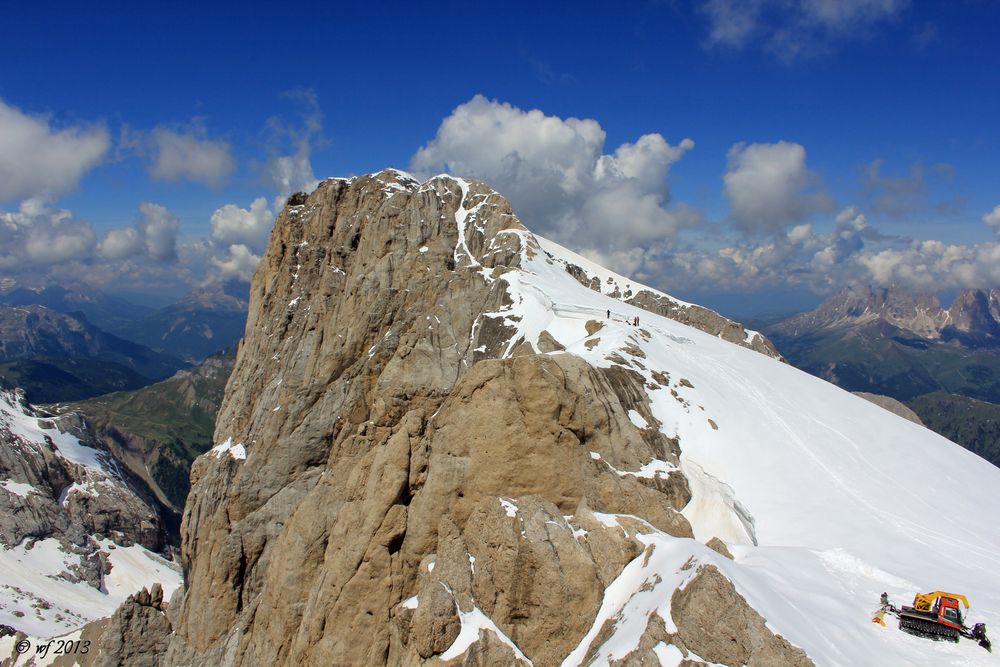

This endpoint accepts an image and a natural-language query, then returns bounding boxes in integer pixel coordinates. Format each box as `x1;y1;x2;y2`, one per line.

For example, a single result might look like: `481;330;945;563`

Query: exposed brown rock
68;587;173;667
626;291;781;359
536;330;565;352
706;537;734;560
672;565;813;667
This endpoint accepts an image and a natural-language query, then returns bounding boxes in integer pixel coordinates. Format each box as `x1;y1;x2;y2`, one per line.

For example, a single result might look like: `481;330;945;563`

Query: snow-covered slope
481;217;1000;667
0;390;181;639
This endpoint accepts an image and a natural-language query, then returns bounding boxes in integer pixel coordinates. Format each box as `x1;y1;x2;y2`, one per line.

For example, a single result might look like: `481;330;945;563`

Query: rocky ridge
536;237;780;358
82;169;808;667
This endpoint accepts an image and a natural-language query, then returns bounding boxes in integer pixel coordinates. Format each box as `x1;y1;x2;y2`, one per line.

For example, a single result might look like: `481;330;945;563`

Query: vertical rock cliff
146;170;803;666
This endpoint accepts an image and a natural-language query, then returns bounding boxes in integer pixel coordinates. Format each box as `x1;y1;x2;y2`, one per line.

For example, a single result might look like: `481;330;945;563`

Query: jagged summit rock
152;169;791;666
97;169;1000;667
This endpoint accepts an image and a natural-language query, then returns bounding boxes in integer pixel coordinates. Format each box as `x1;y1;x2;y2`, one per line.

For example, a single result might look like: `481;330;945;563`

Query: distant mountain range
770;285;1000;348
765;285;1000;466
0;305;187;402
111;281;249;362
0;280;249;402
0;282;154;332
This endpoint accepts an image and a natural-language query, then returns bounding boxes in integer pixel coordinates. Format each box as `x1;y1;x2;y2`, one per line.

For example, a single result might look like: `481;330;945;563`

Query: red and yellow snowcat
873;591;991;652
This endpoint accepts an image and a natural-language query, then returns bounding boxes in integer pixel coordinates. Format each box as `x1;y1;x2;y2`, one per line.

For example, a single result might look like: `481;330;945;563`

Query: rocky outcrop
0;389;163;556
543;243;781;359
0;387;172;638
99;170;813;666
55;585;172;667
943;288;1000;347
90;585;172;667
670;566;812;667
627;291;780;358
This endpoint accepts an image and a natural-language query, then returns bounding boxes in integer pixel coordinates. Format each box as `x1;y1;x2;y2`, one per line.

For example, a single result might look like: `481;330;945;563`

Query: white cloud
210;243;260;282
267;153;318;209
137;202;179;262
0;198;249;293
724;141;833;234
702;0;910;61
98;227;144;260
0;99;109;202
210;197;275;250
410;95;696;274
983;205;1000;234
702;0;761;48
148;126;235;187
0;198;96;269
644;201;1000;298
94;202;179;263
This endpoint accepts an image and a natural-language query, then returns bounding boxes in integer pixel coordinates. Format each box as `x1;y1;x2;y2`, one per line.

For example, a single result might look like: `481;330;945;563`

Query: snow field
481;225;1000;666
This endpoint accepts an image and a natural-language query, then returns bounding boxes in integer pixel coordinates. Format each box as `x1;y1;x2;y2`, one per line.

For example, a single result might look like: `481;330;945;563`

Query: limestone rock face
118;170;815;666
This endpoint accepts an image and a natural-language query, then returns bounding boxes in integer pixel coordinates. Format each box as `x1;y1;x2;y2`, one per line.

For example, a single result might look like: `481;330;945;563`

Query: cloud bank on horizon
0;95;322;290
1;92;999;301
409;96;1000;295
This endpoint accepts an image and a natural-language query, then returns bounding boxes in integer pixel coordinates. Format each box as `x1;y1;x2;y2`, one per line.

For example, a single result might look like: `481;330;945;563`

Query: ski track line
807;417;1000;563
739;375;928;547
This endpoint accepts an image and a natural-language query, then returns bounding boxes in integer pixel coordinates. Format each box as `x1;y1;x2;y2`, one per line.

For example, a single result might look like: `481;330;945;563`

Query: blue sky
1;0;998;314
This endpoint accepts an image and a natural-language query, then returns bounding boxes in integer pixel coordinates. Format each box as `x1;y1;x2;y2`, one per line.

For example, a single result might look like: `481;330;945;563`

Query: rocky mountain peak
943;289;1000;346
822;285;941;328
98;169;800;666
71;168;1000;667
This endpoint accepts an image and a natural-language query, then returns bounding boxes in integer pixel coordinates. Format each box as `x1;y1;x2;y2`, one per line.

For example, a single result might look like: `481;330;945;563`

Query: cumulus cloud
95;202;179;263
702;0;910;61
210;243;260;282
0;195;249;294
0;198;96;269
210;197;275;251
98;227;144;261
642;201;1000;298
724;141;834;233
410;95;696;273
148;126;235;187
983;205;1000;235
0;99;109;202
137;202;179;261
